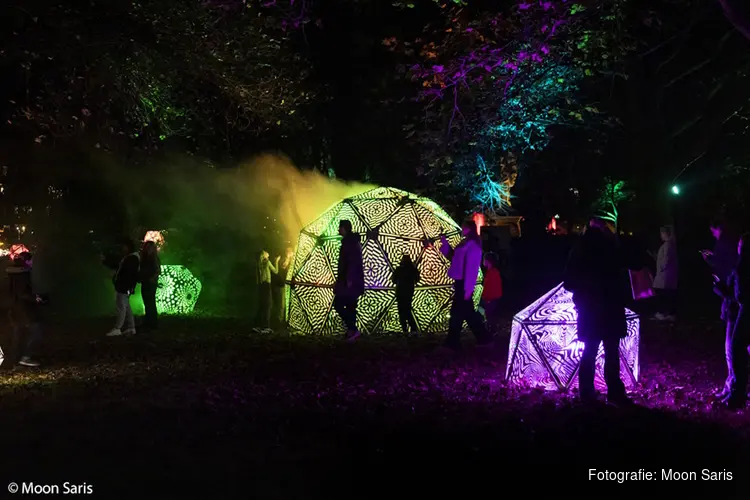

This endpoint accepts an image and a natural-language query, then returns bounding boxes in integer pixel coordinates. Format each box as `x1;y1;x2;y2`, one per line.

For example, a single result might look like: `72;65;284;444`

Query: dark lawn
0;315;748;498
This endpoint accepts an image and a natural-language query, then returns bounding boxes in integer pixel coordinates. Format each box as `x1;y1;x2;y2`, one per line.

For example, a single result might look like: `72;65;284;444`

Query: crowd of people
2;214;747;410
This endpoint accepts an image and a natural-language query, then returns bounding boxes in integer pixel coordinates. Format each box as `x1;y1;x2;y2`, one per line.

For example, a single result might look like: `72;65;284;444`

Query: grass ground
0;315;748;498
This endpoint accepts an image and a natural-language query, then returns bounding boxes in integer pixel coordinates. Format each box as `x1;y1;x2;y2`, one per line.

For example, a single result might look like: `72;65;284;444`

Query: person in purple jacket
439;221;492;350
334;220;364;341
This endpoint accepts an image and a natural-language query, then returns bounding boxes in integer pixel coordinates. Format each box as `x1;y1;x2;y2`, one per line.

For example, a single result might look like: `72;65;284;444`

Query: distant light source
671;185;680;195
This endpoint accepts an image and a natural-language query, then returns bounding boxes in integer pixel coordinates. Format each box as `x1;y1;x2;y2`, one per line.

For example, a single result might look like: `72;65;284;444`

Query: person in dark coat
702;221;739;283
392;254;419;335
6;251;43;367
334;220;364;340
712;233;750;410
104;238;140;337
139;240;161;332
564;217;633;405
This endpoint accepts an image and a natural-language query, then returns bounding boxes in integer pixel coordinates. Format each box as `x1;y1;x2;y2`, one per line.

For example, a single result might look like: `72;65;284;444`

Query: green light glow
155;265;202;314
285;187;483;335
671;185;680;195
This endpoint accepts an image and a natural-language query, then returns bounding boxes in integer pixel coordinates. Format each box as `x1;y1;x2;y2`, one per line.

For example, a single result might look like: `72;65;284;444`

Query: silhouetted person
139;240;161;332
392;254;419;335
564;217;631;405
255;249;279;334
6;252;43;366
702;221;739;283
440;221;492;350
481;252;503;335
105;238;140;337
652;225;678;322
334;220;364;340
272;247;293;330
712;233;750;410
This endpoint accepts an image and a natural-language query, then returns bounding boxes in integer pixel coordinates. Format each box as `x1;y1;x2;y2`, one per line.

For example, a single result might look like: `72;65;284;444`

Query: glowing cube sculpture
506;283;640;391
156;265;202;314
286;187;482;335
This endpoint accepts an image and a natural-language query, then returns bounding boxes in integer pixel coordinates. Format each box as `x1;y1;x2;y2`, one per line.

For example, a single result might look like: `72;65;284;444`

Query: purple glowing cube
506;283;640;391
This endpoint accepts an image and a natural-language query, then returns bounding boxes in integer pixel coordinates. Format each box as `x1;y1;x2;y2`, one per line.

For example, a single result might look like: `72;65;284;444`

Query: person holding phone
712;234;750;410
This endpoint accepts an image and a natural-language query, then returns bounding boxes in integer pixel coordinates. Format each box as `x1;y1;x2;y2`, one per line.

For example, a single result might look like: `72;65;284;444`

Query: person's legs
124;295;135;332
25;322;42;357
444;283;465;350
258;283;272;329
334;294;358;334
727;318;749;405
723;319;736;395
602;336;626;400
112;293;127;330
397;295;412;333
142;282;158;329
406;295;418;333
465;302;491;345
578;338;598;401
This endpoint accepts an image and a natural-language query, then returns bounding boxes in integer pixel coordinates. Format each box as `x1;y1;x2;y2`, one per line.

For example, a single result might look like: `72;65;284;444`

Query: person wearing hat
564;213;632;405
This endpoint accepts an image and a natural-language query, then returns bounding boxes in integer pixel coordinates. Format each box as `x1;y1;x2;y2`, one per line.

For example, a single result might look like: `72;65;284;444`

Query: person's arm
463;243;481;300
269;257;279;274
439;235;454;261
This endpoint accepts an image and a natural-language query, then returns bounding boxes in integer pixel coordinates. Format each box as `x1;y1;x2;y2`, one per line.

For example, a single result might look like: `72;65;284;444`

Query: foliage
592;178;633;225
1;0;320;152
388;0;634;214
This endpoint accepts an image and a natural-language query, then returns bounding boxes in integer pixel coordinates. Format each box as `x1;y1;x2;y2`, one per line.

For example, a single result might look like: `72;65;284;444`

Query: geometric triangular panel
295;246;335;286
505;283;640;392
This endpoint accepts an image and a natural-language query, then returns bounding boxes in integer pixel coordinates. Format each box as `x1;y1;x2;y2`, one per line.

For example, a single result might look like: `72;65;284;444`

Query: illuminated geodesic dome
286;186;483;335
0;345;4;367
506;283;639;391
156;265;202;314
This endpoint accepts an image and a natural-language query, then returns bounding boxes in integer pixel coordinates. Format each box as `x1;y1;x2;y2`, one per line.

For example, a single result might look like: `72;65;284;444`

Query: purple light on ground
506;283;640;391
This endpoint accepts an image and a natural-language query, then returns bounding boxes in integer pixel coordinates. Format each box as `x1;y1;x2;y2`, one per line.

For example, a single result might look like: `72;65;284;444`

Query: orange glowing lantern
472;212;486;235
9;244;29;259
143;230;165;250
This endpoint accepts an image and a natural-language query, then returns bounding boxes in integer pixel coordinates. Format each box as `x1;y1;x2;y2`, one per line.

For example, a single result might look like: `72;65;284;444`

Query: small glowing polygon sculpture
156;265;202;314
143;230;166;250
506;283;640;391
9;244;29;259
286;186;483;335
0;345;3;367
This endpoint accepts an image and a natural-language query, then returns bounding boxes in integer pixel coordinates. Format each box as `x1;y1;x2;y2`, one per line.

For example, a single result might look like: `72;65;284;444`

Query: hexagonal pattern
506;283;640;391
156;265;202;314
286;187;483;335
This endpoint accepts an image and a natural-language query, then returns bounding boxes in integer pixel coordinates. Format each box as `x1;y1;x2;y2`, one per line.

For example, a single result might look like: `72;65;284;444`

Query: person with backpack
105;238;140;337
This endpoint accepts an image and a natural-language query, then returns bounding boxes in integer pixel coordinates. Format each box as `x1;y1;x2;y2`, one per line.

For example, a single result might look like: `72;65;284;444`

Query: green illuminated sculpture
156;265;202;314
286;187;483;335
